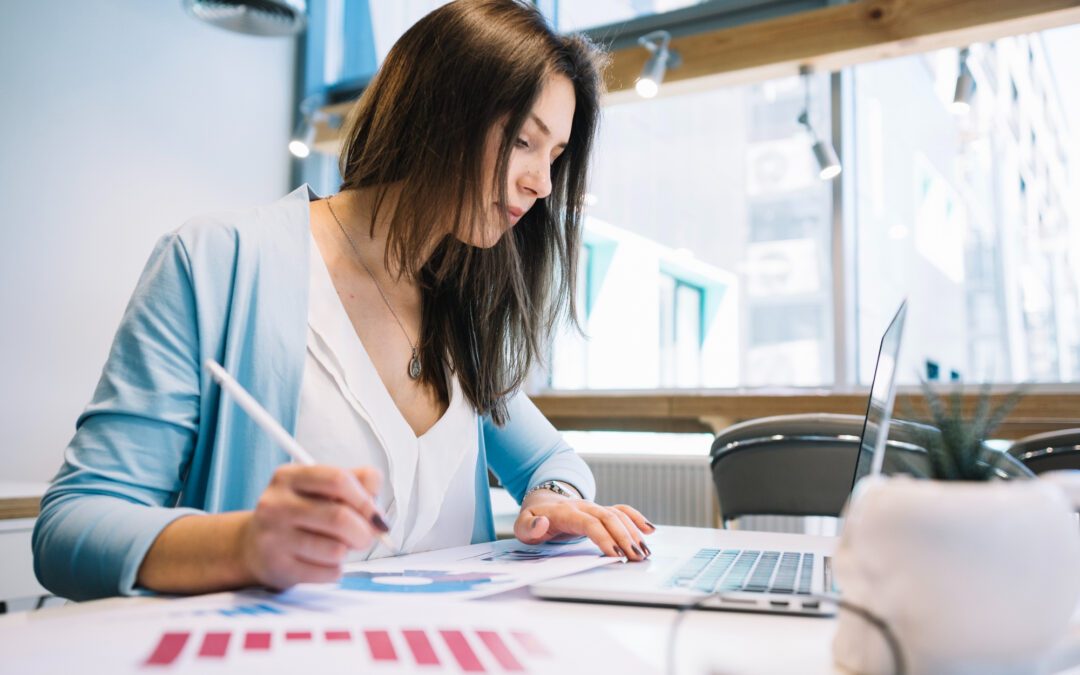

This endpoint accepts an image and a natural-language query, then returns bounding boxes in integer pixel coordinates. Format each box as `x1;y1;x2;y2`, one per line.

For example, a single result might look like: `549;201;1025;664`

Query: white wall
0;1;296;481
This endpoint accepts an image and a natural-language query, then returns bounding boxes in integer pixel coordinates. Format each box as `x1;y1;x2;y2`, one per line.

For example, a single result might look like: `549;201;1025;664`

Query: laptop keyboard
667;548;816;595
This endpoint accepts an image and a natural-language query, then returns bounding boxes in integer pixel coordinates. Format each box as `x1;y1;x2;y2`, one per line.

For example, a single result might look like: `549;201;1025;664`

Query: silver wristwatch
526;480;581;499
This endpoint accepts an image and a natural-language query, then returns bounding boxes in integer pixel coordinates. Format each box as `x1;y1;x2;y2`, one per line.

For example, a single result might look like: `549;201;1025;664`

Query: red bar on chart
285;631;313;641
244;632;271;651
403;630;440;666
476;631;525;672
325;630;352;642
511;631;551;658
364;630;397;662
198;632;231;659
440;630;485;673
145;632;190;666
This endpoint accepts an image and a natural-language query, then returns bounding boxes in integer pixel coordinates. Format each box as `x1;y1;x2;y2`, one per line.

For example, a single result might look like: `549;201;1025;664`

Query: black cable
665;590;905;675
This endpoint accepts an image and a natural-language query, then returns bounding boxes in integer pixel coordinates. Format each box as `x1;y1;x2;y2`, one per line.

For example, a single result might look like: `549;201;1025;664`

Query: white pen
203;358;397;554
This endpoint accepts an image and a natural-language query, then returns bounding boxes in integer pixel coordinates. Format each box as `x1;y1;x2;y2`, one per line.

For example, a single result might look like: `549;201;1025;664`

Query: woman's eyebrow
530;113;568;149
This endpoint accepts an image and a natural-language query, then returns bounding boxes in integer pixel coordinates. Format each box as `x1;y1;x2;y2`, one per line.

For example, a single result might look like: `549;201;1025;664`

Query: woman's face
466;74;576;248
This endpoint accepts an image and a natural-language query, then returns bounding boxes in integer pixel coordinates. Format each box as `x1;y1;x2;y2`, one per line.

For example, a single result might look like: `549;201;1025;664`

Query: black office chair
709;413;1030;528
1008;429;1080;474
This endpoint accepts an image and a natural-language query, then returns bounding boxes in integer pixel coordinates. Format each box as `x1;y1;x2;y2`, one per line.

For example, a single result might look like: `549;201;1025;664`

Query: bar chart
2;593;650;673
143;625;553;672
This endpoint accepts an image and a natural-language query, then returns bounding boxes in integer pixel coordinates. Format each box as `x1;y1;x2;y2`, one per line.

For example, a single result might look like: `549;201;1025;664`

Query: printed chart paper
1;599;654;674
301;538;620;601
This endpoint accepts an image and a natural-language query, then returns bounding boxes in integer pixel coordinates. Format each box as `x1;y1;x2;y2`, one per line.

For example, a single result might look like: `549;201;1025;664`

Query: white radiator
580;452;718;528
732;515;840;536
579;452;841;535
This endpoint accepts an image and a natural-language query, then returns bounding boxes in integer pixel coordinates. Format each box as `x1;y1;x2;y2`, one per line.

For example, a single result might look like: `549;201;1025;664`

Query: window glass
368;1;451;63
561;431;714;456
851;27;1080;384
539;0;702;32
305;0;450;95
549;73;836;389
674;280;704;386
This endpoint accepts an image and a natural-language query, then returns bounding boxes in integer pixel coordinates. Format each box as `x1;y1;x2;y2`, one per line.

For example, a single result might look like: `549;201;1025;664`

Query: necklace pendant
408;349;422;380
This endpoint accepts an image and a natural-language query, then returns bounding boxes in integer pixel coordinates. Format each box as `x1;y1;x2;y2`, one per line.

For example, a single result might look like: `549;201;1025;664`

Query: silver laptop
530;301;907;616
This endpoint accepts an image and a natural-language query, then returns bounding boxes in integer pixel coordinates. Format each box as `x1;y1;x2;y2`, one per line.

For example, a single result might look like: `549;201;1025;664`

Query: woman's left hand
513;490;656;561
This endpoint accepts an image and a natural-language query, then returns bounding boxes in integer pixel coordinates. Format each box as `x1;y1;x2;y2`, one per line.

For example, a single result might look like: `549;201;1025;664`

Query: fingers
266;549;344;589
275;465;389;532
517;501;654;561
611;504;657;534
242;515;348;590
540;505;641;561
579;502;647;561
288;494;376;551
611;508;651;558
579;517;625;558
286;559;344;586
513;512;550;545
351;466;384;501
289;528;351;568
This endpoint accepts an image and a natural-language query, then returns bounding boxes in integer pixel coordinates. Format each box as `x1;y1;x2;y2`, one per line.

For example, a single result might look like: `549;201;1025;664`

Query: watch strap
526;479;580;499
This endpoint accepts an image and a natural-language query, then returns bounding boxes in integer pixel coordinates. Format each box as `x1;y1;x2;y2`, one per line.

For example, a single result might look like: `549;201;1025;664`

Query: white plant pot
832;473;1080;675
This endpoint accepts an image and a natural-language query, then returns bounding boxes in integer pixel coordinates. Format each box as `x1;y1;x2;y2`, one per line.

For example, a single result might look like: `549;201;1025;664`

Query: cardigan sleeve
32;233;206;601
482;392;596;504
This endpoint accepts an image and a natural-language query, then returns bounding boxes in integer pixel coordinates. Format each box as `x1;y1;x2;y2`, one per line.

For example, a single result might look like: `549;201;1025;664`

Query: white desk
4;526;1079;674
0;527;833;673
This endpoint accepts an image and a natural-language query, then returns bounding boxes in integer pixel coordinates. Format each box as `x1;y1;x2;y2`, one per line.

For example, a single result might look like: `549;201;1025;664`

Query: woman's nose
519;162;552;200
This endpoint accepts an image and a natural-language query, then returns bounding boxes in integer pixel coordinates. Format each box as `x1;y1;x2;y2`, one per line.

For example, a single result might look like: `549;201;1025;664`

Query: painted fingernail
631;544;644;558
641;542;652;557
645;520;657;531
370;513;391;533
613;546;626;558
531;517;542;529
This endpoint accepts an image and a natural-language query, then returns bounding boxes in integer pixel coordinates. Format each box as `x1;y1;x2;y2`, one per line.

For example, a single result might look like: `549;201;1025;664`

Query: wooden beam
0;497;40;520
603;0;1080;101
532;390;1080;440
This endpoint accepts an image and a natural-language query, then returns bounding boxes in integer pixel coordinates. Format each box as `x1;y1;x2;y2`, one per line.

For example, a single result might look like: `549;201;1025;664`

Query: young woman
33;0;654;602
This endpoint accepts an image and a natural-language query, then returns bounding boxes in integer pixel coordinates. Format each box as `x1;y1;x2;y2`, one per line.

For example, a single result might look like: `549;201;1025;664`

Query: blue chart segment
216;602;287;618
339;570;505;594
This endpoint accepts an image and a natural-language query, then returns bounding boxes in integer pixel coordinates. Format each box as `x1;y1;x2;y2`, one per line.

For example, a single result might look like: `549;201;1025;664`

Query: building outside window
549;27;1080;389
851;33;1080;385
547;70;835;389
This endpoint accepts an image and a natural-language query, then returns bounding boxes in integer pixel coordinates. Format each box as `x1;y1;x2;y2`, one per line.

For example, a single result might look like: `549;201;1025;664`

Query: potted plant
831;383;1080;675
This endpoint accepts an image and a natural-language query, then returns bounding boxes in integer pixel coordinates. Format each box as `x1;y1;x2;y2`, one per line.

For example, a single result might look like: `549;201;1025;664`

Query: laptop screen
850;301;907;489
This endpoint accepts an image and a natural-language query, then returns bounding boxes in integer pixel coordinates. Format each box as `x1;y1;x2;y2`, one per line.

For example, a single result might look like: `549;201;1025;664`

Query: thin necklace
325;194;422;381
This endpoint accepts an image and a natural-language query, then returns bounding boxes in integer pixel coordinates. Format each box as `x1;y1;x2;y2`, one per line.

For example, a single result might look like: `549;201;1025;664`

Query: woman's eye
515;138;530;149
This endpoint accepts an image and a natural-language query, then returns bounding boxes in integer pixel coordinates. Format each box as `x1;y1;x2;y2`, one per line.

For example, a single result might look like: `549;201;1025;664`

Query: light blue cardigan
32;186;595;602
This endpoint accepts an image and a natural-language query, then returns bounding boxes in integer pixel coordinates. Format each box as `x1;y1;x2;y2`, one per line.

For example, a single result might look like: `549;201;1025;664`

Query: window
298;1;453;193
548;72;836;388
851;30;1080;384
538;0;702;32
659;276;704;387
300;4;1080;393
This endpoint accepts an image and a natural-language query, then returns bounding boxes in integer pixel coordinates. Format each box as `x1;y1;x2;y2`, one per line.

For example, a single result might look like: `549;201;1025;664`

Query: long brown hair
337;0;606;424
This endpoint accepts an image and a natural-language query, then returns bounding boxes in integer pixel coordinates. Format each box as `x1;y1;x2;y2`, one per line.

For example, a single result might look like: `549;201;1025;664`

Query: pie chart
339;570;507;593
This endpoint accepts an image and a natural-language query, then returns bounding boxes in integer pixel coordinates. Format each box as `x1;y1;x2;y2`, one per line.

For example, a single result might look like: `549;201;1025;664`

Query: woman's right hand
237;464;387;590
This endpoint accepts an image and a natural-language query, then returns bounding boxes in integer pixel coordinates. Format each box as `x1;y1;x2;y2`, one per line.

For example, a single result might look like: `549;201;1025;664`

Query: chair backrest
1009;429;1080;474
709;413;1031;523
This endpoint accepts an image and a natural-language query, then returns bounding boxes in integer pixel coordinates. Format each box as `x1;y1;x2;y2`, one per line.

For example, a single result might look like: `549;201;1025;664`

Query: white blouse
294;234;479;560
